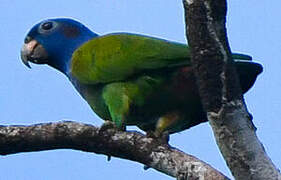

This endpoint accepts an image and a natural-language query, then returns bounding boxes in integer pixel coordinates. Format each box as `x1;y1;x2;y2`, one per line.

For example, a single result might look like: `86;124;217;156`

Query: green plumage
21;18;262;135
71;33;190;84
70;33;260;134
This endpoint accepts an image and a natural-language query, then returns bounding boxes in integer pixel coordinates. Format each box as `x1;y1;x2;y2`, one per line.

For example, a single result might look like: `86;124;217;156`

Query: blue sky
1;0;280;179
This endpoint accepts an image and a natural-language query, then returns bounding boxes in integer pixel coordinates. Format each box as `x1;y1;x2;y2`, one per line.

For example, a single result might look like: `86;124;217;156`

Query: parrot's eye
39;21;58;34
41;22;53;30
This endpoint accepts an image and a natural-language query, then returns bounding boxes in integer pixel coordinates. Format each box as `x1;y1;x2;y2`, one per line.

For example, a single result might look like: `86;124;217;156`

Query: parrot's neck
48;31;99;76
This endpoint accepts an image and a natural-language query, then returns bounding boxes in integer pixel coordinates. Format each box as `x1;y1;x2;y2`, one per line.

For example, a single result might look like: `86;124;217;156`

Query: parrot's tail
232;53;252;61
234;60;263;93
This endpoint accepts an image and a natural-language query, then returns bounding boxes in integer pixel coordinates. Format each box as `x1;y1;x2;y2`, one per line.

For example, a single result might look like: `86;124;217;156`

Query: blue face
21;18;98;74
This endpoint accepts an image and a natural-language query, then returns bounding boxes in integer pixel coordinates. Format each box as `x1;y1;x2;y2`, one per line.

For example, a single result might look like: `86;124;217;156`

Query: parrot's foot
99;121;127;134
99;121;116;133
118;124;127;131
146;130;170;144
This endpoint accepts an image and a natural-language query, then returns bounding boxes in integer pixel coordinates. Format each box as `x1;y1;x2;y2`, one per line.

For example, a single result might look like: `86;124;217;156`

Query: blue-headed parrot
20;18;263;136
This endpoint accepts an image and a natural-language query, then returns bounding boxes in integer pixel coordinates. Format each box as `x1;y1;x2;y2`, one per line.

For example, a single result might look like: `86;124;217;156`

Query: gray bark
183;0;281;179
0;121;228;180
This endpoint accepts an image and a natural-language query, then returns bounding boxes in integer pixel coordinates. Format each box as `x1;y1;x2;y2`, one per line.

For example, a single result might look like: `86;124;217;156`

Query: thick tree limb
0;121;228;180
183;0;281;179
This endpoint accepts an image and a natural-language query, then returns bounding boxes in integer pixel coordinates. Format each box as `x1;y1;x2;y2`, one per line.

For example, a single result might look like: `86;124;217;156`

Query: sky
0;0;280;179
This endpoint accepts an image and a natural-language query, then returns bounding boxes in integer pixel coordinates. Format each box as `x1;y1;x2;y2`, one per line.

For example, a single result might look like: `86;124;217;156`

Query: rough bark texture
0;121;228;180
183;0;281;179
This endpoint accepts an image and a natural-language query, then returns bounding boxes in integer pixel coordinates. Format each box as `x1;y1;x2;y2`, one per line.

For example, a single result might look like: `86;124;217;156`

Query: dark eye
41;22;53;30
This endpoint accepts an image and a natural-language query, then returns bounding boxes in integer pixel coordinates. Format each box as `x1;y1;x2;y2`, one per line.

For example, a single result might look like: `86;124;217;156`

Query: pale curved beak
20;37;48;68
21;39;38;68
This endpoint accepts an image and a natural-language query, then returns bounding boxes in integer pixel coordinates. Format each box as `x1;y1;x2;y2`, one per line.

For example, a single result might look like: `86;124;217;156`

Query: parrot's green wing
71;33;253;85
70;33;190;84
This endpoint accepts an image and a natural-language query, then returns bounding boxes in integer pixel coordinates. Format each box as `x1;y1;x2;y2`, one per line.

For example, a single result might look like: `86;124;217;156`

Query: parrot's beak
21;36;48;68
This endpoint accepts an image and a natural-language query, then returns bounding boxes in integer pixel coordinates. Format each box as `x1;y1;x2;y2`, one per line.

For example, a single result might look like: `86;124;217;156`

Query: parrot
20;18;263;136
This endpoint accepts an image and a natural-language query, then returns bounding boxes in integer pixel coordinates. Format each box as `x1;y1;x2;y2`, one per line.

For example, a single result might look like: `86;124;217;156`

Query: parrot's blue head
21;18;98;74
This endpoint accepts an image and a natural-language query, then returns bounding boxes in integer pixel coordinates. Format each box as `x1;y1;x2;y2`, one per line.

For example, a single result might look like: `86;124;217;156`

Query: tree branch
183;0;281;179
0;121;228;180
